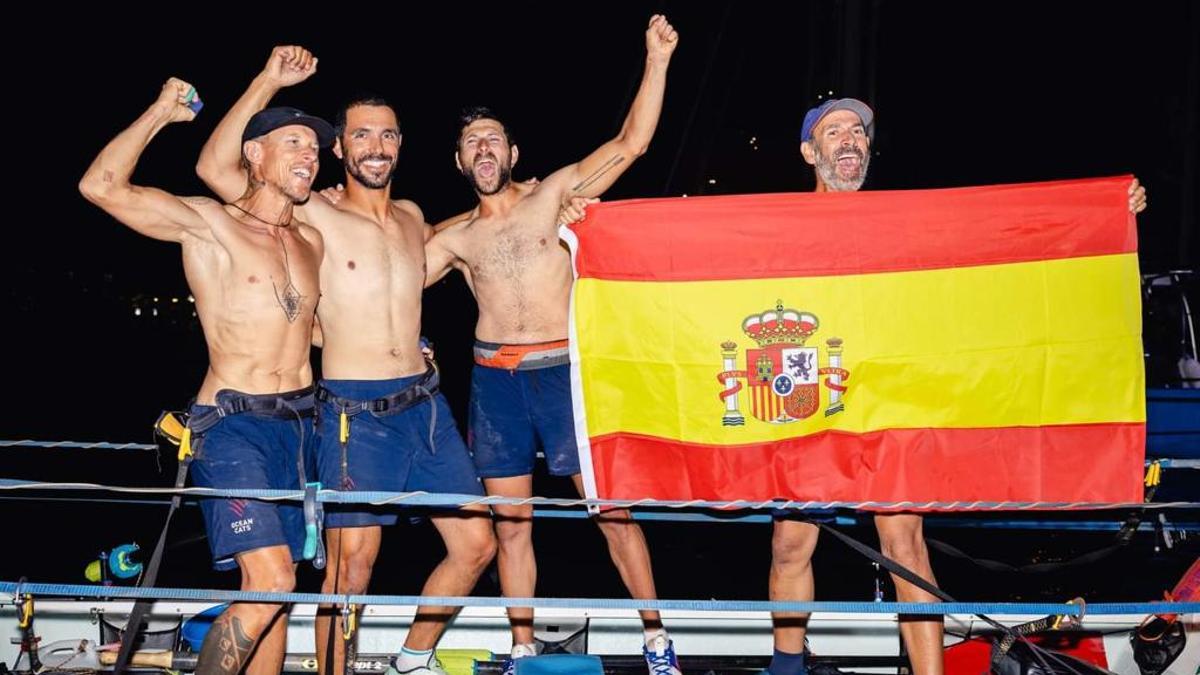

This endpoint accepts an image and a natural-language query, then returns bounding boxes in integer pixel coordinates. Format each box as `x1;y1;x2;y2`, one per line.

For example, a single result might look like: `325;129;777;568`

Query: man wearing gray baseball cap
766;98;1148;675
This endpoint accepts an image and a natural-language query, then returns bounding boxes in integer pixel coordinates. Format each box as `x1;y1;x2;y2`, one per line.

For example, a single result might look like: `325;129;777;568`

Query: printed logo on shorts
229;499;254;534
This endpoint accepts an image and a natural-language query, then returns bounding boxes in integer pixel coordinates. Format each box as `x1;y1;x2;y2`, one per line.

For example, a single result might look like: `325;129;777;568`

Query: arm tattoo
102;170;114;184
194;614;255;675
570;154;625;194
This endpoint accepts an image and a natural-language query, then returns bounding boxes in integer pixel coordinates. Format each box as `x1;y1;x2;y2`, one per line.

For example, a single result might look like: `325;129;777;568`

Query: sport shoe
643;635;682;675
500;643;537;675
387;654;448;675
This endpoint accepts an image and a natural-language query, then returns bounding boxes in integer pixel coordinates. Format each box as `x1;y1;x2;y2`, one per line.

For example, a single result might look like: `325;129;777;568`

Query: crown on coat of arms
742;300;819;347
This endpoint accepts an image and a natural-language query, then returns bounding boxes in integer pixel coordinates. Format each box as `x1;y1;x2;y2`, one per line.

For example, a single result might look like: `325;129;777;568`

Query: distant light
152;308;158;317
750;136;757;143
827;90;833;95
187;295;195;303
153;297;159;303
708;179;717;185
171;297;179;303
134;308;141;317
682;194;688;198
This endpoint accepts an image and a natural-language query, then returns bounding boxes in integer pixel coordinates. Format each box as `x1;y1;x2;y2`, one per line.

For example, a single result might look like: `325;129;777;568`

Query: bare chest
464;214;564;283
324;217;426;290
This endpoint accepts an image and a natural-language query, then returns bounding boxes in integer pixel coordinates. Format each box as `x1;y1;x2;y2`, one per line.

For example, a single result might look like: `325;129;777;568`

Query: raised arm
78;78;213;243
424;212;477;288
540;15;678;203
196;46;318;202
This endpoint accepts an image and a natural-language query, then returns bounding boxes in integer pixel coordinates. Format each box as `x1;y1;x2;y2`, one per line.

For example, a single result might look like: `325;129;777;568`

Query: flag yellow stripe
574;253;1144;444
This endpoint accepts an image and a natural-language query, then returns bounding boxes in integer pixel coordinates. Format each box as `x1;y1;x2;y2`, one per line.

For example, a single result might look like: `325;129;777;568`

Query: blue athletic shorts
469;360;581;479
189;388;315;571
316;374;484;528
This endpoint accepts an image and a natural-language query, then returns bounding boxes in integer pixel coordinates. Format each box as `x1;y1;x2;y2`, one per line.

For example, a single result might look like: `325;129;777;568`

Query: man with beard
81;78;329;675
197;46;496;675
765;97;1149;675
423;15;682;675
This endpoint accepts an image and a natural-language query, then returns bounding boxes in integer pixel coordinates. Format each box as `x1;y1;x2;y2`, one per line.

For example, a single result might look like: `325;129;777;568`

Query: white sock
511;642;538;658
644;628;668;648
394;646;434;671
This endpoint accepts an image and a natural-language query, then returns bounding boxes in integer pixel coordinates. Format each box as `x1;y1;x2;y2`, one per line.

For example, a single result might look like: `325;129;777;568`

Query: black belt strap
315;366;439;417
811;521;1071;675
112;454;191;675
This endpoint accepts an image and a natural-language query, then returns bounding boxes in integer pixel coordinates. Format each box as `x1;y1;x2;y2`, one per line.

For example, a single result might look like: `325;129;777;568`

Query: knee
323;556;373;595
772;523;818;567
463;526;499;571
246;565;296;594
495;519;533;549
878;529;927;565
476;532;499;571
595;511;642;545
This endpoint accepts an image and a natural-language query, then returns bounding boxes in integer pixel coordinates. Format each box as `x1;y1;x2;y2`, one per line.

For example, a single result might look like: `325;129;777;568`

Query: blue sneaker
643;635;682;675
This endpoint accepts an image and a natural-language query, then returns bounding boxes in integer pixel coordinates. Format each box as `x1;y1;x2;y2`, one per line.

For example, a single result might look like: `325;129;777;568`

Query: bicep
200;164;250;204
423;234;461;287
98;187;212;243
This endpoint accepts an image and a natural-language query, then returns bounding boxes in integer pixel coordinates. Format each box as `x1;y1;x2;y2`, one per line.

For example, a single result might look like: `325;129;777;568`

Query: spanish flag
563;176;1144;506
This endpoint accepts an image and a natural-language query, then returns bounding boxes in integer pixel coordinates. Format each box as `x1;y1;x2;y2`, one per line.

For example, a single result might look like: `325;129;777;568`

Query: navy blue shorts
316;375;484;528
468;363;581;478
189;391;315;571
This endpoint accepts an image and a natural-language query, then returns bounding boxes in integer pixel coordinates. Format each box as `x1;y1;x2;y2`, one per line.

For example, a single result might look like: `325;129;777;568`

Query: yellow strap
17;596;32;628
178;427;193;462
1144;460;1161;488
342;604;357;640
340;412;350;444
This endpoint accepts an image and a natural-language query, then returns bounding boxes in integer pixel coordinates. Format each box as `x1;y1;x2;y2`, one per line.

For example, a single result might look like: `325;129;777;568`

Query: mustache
833;146;864;161
355;153;395;164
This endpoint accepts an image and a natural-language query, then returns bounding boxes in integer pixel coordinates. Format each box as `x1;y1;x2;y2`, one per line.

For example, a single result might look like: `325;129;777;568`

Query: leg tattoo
195;614;256;675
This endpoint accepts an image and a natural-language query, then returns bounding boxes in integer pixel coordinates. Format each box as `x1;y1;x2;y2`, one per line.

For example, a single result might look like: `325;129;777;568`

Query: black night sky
1;3;1197;601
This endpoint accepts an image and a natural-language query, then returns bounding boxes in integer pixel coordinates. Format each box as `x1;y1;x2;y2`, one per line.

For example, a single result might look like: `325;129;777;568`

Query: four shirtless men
79;14;1149;675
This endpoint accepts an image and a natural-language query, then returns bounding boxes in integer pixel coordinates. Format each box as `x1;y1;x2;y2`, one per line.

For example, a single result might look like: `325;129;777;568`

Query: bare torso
183;200;322;404
439;182;572;343
298;197;427;379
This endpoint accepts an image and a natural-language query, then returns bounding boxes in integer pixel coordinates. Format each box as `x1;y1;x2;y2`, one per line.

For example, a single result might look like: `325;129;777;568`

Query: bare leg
571;474;662;631
194;545;296;675
403;504;497;649
244;606;288;675
875;514;943;675
484;475;537;646
770;519;819;654
315;526;382;675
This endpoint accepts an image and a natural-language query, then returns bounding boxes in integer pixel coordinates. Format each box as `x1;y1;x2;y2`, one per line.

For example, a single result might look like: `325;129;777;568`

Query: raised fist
264;45;318;87
646;15;679;63
155;77;200;123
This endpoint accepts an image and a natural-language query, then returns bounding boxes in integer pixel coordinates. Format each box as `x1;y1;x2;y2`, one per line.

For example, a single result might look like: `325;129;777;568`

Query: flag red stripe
586;424;1144;505
571;176;1137;282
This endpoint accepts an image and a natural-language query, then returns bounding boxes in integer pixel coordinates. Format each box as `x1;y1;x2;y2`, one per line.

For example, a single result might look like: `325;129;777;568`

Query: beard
814;143;870;192
345;152;397;190
278;177;313;204
461;153;512;196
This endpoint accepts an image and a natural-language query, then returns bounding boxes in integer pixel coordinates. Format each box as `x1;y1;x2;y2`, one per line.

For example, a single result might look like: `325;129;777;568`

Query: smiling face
802;109;871;192
335;104;400;190
456;117;516;196
246;125;320;202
